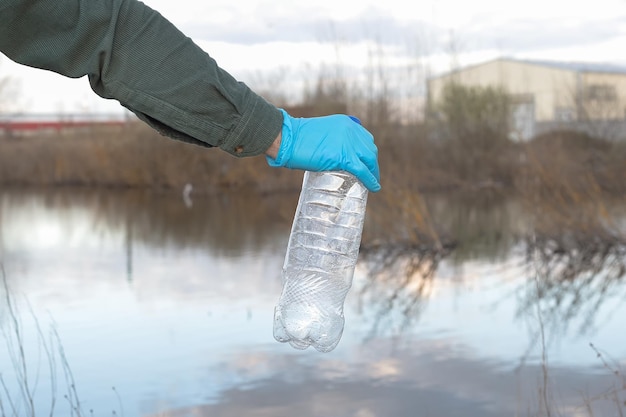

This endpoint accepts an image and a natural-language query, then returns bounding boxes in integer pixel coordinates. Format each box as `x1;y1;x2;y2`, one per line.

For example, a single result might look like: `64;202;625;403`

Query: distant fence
0;113;131;135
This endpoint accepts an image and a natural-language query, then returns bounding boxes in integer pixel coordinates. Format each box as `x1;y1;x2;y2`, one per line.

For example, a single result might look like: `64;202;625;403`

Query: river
0;188;624;417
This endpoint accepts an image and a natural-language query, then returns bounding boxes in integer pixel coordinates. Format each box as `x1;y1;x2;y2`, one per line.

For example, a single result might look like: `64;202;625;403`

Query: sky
1;0;626;114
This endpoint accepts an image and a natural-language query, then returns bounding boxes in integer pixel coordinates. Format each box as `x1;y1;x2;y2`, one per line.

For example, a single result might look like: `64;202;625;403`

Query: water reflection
0;187;294;254
0;188;624;417
357;242;453;339
0;187;295;292
423;190;528;262
520;232;626;338
147;339;624;417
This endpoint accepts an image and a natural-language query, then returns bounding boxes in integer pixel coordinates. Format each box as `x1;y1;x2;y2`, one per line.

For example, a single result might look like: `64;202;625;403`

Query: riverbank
2;122;625;191
1;122;626;246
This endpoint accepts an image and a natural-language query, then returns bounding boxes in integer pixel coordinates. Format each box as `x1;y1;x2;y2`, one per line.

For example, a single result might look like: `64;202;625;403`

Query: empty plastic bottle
273;170;368;352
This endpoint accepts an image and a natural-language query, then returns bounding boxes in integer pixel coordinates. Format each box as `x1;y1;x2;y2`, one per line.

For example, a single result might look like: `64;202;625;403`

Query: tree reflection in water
357;241;455;339
518;228;626;416
516;189;626;335
358;229;626;340
521;232;626;338
360;190;626;344
358;212;626;414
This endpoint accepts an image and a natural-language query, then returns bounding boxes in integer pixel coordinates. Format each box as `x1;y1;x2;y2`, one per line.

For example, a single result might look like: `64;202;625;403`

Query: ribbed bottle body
273;171;368;352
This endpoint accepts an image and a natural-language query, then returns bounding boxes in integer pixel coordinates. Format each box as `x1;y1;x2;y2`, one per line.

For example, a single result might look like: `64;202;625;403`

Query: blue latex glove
266;109;381;192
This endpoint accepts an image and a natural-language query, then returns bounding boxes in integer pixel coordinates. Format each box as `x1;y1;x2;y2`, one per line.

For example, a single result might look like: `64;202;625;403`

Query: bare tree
0;58;20;114
244;66;291;108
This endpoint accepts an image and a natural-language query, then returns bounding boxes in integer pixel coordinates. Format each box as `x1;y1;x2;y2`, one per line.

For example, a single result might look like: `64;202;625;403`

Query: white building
427;57;626;140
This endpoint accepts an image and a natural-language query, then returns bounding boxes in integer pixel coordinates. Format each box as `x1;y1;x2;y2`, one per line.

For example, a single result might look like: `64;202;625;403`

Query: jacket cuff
219;96;283;158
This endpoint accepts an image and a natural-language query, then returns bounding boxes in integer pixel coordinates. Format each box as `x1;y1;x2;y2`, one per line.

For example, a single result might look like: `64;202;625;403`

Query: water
274;171;368;352
0;188;625;417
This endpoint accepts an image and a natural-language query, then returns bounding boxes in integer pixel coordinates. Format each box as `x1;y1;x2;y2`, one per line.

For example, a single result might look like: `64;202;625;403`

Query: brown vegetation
3;116;623;193
1;82;626;252
0;123;302;192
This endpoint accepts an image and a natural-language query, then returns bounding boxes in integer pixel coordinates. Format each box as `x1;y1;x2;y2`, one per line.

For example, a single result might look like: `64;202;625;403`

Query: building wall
428;58;626;141
579;72;626;120
428;59;578;122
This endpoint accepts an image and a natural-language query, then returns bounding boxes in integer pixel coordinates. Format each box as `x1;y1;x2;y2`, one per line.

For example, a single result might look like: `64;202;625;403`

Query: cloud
179;9;626;70
182;10;438;47
146;337;626;417
461;16;626;54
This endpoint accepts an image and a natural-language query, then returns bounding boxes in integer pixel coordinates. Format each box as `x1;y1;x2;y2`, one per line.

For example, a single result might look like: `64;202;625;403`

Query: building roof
516;58;626;74
429;57;626;80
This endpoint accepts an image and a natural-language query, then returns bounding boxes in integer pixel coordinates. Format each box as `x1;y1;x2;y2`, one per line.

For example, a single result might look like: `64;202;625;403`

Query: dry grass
2;109;626;251
0;122;302;192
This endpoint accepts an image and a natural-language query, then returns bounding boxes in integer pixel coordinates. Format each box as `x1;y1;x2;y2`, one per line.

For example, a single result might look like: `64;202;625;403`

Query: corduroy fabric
0;0;283;157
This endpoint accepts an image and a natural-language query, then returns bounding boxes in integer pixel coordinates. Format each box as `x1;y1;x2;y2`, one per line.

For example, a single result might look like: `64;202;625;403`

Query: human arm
265;131;282;160
0;0;380;191
0;0;282;157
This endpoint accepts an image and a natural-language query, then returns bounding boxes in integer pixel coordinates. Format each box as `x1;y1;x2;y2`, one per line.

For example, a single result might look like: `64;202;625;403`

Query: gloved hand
266;109;381;192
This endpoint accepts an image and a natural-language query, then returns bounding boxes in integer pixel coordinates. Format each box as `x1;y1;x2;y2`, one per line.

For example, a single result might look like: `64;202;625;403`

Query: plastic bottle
273;170;368;352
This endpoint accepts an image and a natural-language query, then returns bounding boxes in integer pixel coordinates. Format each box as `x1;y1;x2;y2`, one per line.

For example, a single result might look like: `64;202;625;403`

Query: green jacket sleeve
0;0;283;157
